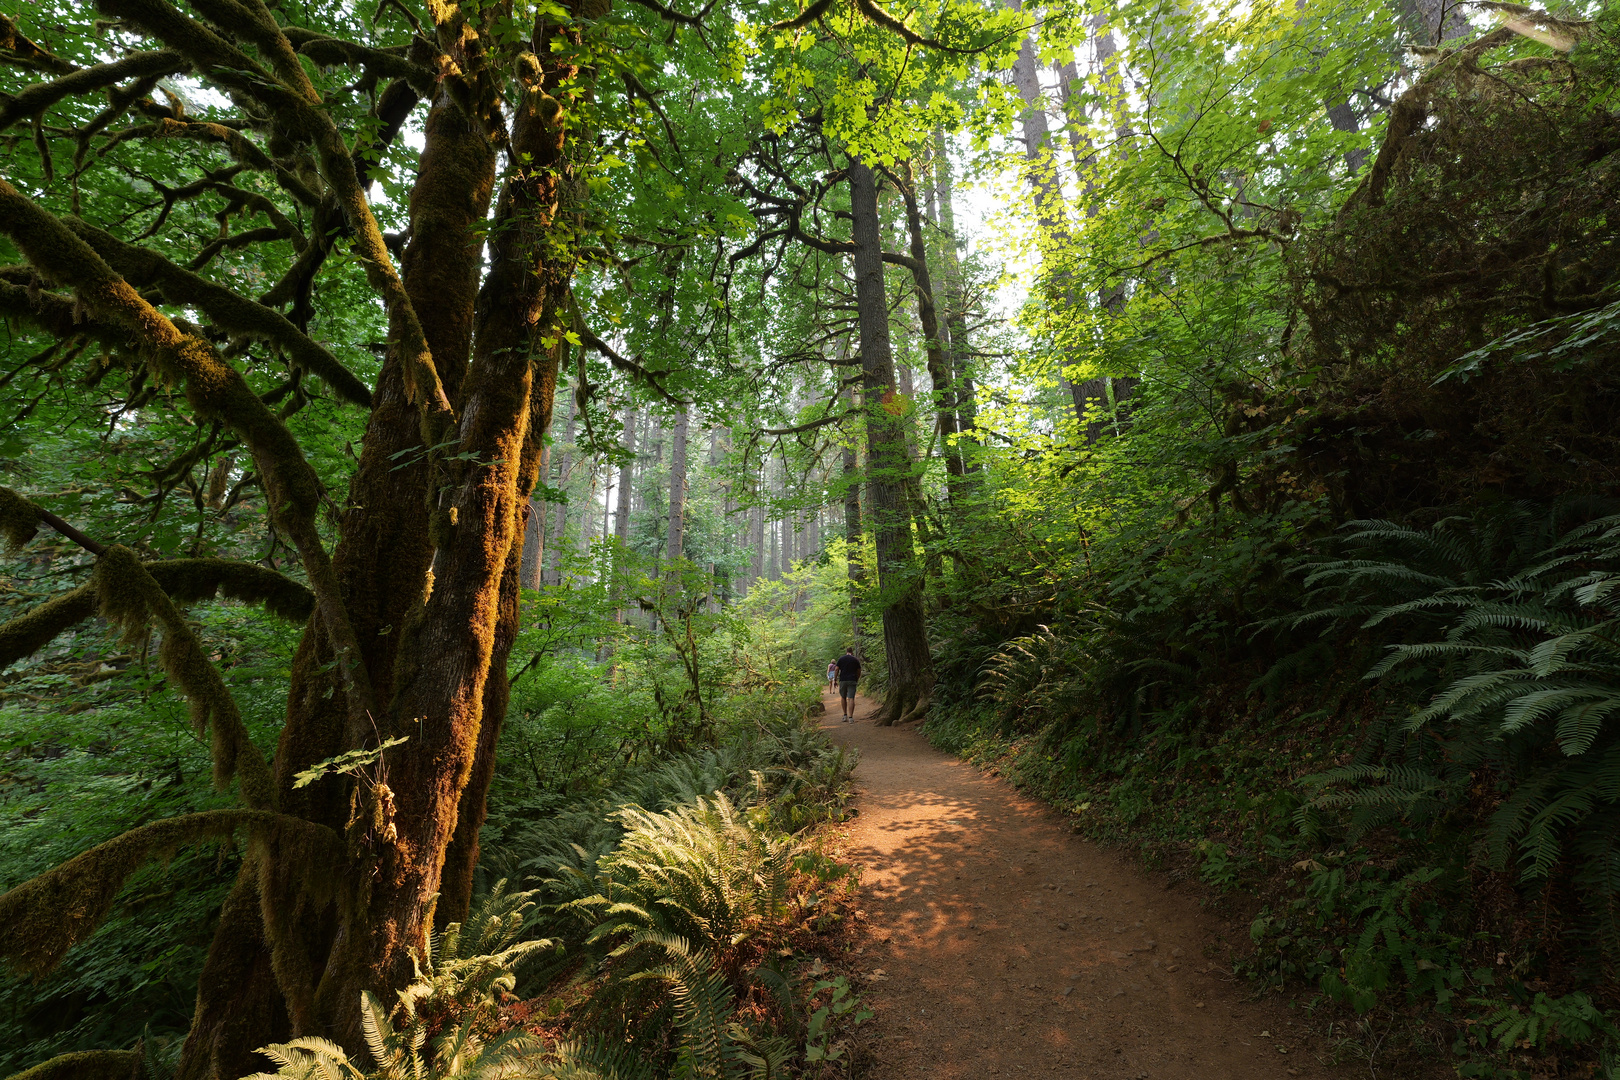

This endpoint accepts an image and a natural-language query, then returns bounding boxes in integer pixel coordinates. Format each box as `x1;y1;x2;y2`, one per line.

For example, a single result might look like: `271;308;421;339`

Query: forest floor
818;689;1363;1080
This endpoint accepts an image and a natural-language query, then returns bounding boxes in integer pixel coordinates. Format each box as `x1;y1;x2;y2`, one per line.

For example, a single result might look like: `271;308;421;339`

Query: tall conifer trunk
894;161;967;505
667;409;689;564
930;130;980;462
849;159;934;725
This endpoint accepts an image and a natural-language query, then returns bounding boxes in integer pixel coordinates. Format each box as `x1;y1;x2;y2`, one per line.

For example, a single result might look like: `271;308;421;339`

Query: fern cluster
244;883;551;1080
1297;506;1620;970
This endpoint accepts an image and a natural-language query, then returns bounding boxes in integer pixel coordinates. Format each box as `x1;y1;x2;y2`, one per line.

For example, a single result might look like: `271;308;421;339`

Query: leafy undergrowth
242;695;872;1080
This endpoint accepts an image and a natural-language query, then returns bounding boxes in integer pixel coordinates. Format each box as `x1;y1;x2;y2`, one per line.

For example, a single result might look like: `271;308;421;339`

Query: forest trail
818;690;1347;1080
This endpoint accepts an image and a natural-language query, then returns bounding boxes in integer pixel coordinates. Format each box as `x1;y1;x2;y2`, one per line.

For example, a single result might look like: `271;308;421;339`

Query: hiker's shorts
839;679;858;700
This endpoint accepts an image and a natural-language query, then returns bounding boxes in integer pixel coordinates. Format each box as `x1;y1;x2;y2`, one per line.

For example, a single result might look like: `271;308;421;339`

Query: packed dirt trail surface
819;690;1348;1080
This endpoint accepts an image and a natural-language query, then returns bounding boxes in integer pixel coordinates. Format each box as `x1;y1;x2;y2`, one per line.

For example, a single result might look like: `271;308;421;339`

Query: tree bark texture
549;393;577;585
849;159;934;726
186;7;581;1071
843;386;866;647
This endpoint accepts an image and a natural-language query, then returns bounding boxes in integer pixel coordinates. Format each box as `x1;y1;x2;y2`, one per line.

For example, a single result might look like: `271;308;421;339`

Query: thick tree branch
65;218;373;406
0;14;77;75
0;179;377;728
0;49;187;133
762;409;853;435
282;26;439;92
0;809;343;976
621;0;720;28
770;0;837;31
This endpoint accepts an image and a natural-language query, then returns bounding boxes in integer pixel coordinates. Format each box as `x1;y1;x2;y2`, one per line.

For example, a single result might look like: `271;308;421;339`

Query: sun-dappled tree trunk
843;386;867;648
549;392;578;586
930;129;980;465
892;160;967;506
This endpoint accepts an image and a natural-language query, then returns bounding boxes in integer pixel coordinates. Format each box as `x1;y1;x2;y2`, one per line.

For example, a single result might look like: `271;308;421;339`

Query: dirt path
819;690;1347;1080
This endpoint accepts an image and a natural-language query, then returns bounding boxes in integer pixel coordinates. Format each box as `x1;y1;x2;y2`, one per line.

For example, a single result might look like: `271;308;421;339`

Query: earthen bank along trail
820;691;1349;1080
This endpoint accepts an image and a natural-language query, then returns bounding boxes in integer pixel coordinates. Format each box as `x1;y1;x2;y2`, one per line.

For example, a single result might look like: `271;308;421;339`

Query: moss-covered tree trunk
849;158;934;726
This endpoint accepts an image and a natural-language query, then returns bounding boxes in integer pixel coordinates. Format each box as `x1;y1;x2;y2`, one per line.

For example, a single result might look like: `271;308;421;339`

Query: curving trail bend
819;690;1353;1080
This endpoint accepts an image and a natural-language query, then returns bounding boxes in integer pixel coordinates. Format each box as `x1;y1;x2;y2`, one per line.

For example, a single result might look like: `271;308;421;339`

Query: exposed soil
819;690;1357;1080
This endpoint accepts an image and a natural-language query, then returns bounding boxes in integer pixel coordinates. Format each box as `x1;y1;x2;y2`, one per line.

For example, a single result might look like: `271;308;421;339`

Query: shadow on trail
817;691;1351;1080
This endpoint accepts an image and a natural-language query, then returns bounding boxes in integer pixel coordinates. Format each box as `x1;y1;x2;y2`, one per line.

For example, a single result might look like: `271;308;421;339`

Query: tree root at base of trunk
873;684;931;726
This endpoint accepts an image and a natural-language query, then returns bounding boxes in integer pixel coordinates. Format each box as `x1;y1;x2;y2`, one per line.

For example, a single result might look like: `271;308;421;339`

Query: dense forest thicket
2;0;1618;1075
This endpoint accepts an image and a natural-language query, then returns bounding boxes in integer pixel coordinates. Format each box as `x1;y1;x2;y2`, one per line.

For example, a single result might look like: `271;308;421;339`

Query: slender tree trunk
930;130;979;469
667;408;688;564
549;393;576;585
519;440;548;590
614;406;636;542
895;160;966;503
843;387;865;646
749;466;765;585
1006;0;1091;423
768;460;781;581
850;159;933;726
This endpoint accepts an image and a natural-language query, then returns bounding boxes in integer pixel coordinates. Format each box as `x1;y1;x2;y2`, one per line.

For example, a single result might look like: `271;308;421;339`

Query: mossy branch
65;218;373;407
96;545;276;805
0;178;377;730
0;582;95;668
0;277;142;356
0;13;78;75
0;48;187;133
281;26;439;94
1340;27;1516;216
0;556;317;670
94;0;454;437
0;485;43;549
8;1049;143;1080
0;809;343;977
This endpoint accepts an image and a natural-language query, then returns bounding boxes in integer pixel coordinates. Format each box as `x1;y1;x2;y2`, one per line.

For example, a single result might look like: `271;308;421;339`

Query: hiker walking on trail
827;659;839;691
835;647;861;721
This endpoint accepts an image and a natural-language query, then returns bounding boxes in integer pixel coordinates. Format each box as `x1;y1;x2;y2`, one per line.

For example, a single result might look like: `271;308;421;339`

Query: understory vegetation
2;603;866;1078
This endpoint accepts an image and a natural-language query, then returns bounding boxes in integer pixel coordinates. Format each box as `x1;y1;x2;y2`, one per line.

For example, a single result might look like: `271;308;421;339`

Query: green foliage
1298;508;1620;955
570;792;796;966
802;975;872;1066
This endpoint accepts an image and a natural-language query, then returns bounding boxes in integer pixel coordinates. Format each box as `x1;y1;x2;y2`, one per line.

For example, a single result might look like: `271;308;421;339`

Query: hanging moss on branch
0;485;43;550
0;582;95;668
0;177;378;729
0;809;343;978
94;545;276;806
0;557;315;668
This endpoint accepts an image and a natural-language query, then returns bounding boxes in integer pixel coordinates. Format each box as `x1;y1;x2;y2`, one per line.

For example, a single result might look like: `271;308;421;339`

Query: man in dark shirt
834;647;861;721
